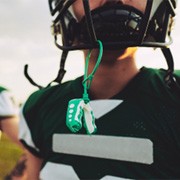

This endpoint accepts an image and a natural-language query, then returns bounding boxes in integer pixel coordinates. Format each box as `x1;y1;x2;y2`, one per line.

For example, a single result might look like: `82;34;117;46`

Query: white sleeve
0;91;18;117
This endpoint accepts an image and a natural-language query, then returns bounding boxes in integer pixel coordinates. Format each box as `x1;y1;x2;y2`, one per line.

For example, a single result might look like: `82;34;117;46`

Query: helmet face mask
73;4;145;50
49;0;177;51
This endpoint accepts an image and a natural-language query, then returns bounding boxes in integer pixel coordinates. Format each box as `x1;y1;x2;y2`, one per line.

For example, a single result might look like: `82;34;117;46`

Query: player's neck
87;56;139;99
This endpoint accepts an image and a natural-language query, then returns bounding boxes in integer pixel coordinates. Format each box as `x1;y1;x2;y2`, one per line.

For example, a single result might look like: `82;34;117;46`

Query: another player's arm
25;149;43;180
0;115;23;147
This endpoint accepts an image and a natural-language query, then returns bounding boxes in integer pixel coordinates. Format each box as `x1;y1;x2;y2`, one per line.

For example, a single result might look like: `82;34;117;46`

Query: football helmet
24;0;179;89
47;0;178;86
49;0;177;50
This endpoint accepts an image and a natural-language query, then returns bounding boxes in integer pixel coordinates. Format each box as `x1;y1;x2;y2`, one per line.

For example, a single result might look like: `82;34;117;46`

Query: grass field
0;132;23;180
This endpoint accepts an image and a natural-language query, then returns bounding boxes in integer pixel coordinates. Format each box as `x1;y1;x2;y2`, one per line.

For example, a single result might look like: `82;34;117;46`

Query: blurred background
0;0;180;104
0;0;85;104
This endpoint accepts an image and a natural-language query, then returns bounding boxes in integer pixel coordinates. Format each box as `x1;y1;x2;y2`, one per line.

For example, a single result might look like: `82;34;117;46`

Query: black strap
47;50;68;87
161;48;180;92
24;50;68;89
161;48;174;85
24;64;43;89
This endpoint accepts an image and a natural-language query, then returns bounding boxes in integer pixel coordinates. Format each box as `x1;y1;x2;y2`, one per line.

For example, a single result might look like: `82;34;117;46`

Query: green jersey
19;67;180;179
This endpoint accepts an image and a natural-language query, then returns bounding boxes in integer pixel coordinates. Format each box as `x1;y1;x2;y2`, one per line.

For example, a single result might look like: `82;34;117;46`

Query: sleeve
19;103;41;157
18;88;52;158
18;84;67;158
0;90;18;117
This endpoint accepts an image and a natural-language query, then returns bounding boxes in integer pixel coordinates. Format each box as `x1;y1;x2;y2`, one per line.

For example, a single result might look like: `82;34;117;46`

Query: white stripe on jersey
40;162;79;180
90;99;124;119
53;134;153;164
40;162;132;180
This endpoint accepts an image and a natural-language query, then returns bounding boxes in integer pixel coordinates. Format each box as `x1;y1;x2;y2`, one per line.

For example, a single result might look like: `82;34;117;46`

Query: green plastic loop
83;40;103;103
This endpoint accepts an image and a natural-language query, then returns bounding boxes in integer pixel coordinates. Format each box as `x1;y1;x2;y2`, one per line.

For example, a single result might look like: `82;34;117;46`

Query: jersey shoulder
23;78;79;114
20;77;83;155
142;67;180;106
22;76;83;130
174;69;180;82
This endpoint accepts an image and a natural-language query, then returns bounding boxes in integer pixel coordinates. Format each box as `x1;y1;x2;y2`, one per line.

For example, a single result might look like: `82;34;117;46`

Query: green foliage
0;133;23;180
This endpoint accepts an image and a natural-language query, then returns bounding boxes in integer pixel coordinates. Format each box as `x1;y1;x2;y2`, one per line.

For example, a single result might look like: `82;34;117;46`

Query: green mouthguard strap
82;40;103;103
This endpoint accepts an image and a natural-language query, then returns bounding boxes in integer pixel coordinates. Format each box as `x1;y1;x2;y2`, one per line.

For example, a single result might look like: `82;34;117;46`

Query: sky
0;0;180;103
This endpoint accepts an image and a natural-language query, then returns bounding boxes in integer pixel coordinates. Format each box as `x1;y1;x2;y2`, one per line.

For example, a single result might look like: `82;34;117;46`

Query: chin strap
24;50;69;89
24;64;43;89
47;50;68;87
161;48;180;91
